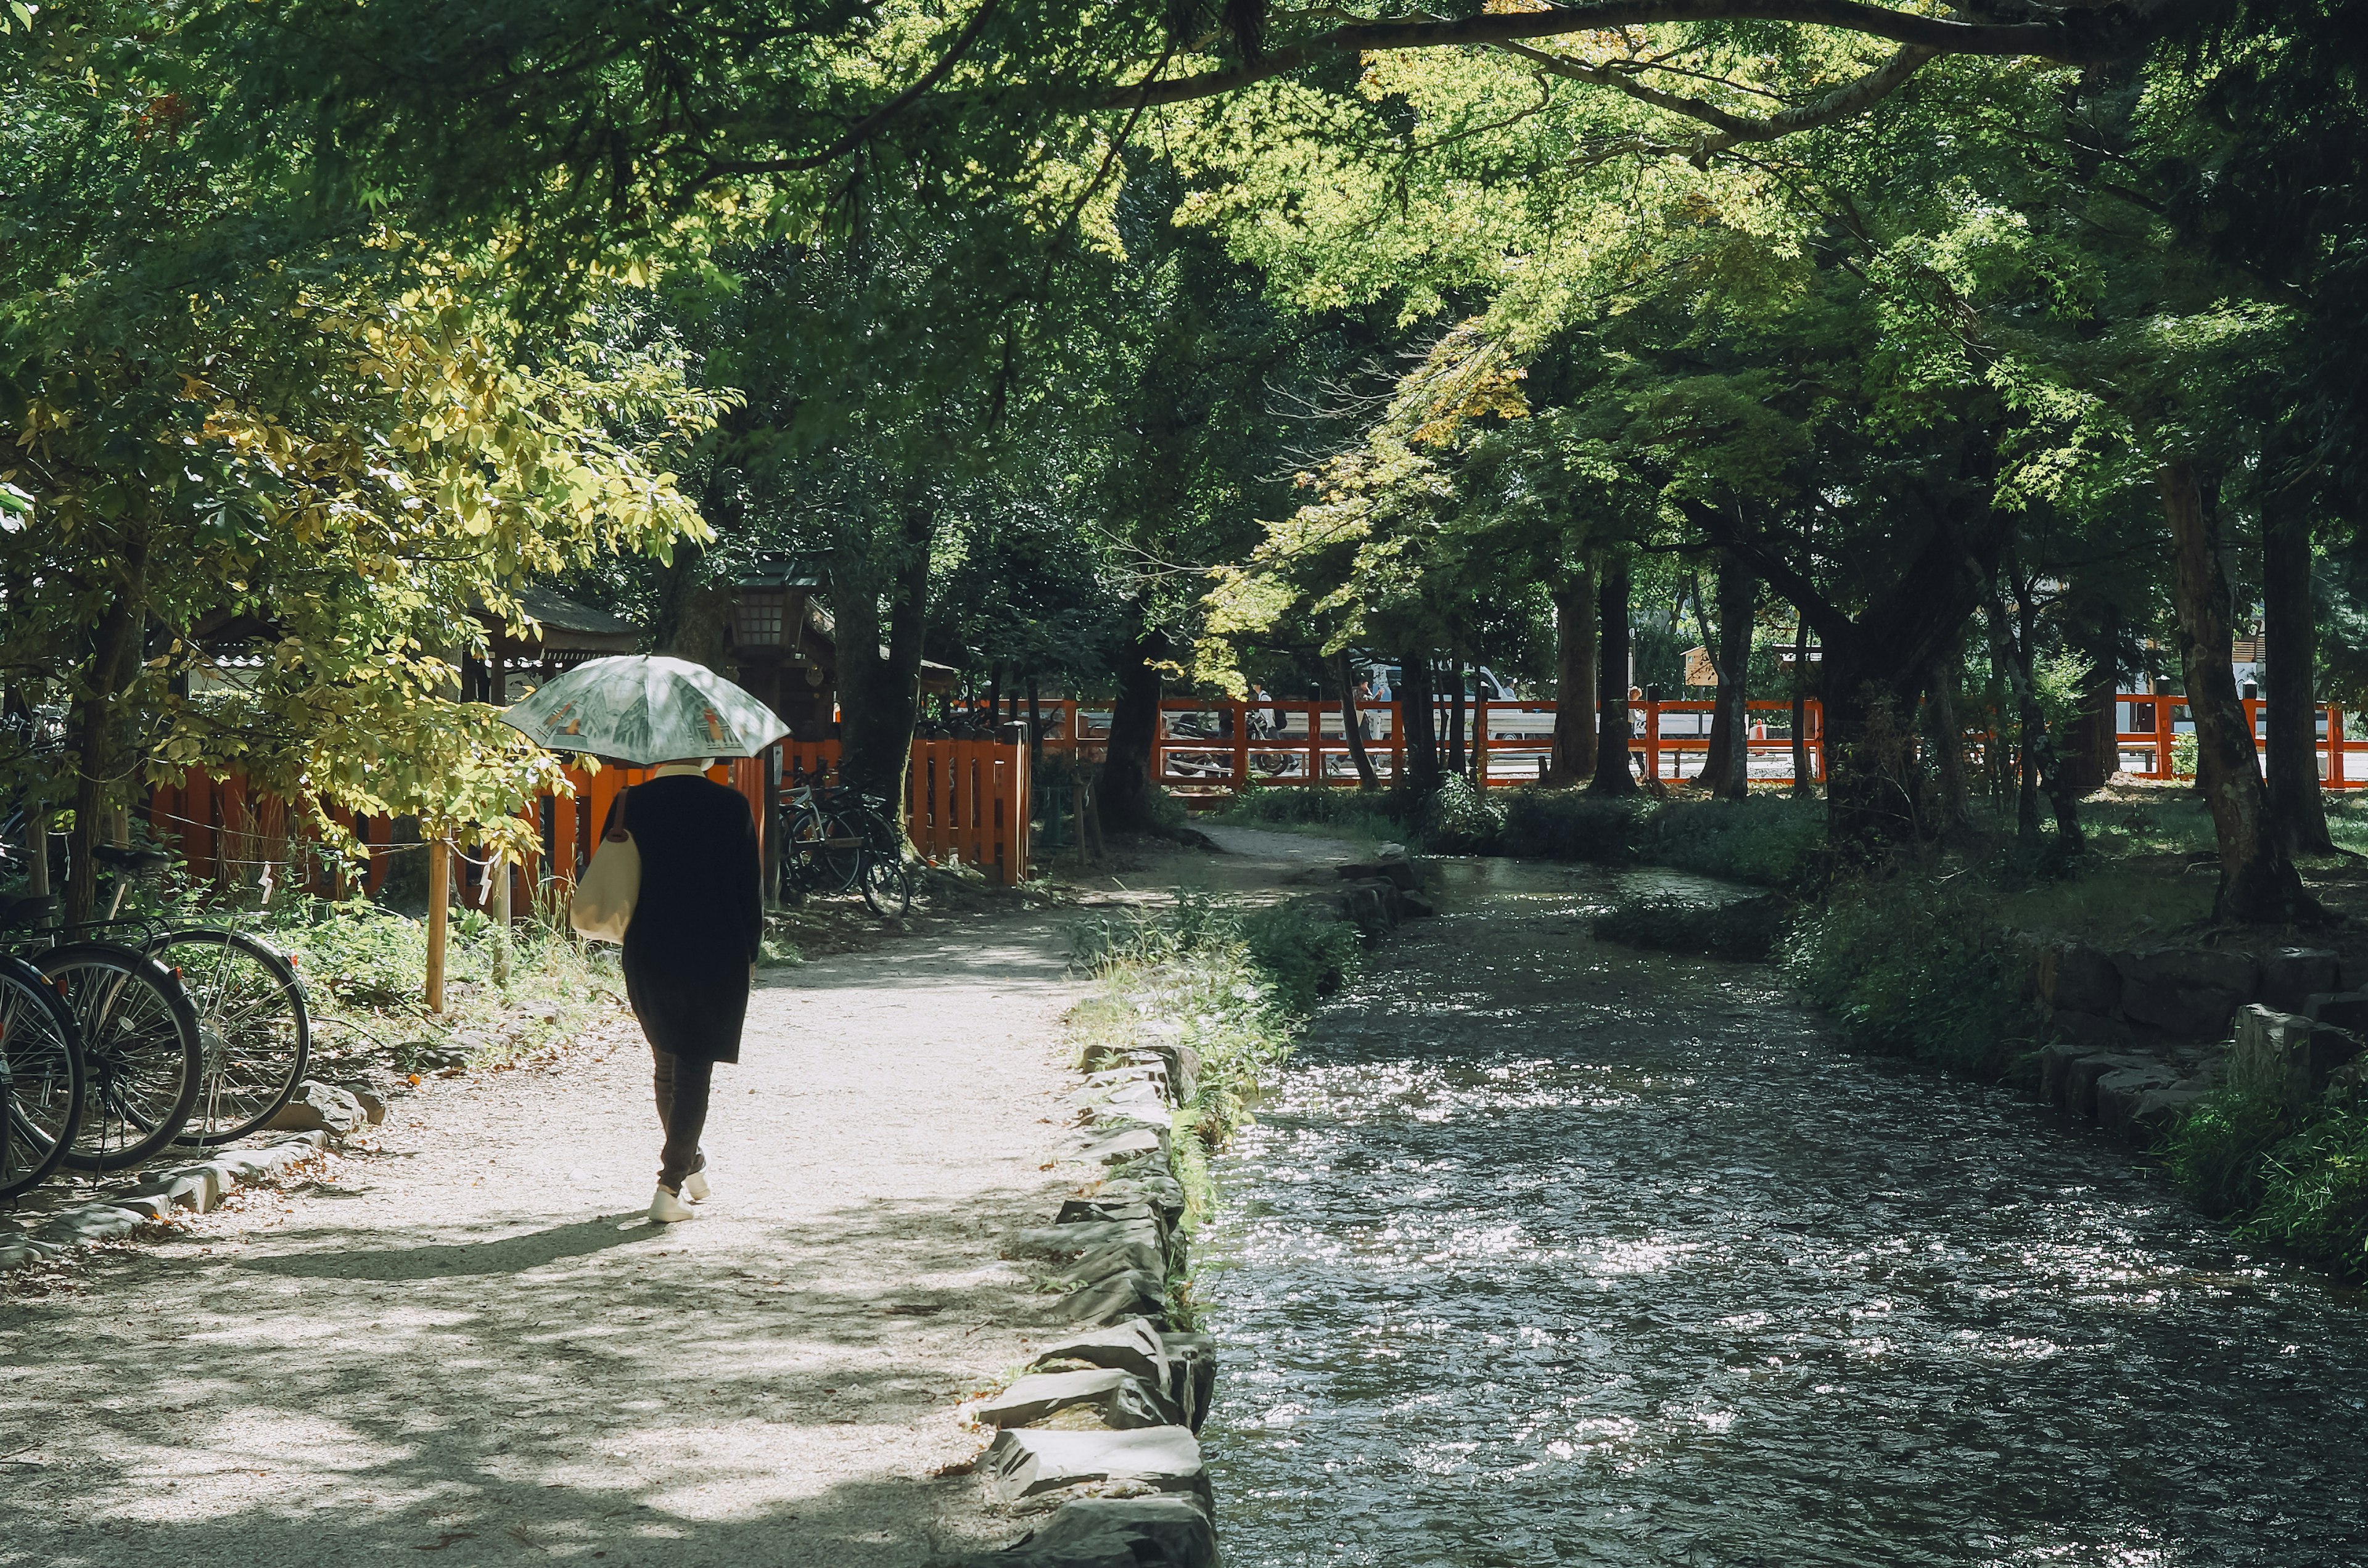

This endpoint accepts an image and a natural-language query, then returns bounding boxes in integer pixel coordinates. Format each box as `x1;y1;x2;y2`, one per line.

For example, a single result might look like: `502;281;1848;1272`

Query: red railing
1009;691;2368;799
145;736;1035;901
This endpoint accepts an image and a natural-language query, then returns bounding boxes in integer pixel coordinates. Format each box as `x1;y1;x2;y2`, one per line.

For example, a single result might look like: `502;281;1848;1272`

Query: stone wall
2034;939;2368;1145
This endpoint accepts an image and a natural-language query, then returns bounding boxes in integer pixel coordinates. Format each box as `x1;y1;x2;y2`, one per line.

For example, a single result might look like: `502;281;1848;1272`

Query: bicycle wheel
815;810;866;893
149;929;310;1146
42;943;202;1172
859;853;913;919
0;954;84;1199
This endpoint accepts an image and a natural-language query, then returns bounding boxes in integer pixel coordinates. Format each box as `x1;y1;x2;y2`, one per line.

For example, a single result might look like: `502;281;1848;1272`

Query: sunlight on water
1199;862;2368;1568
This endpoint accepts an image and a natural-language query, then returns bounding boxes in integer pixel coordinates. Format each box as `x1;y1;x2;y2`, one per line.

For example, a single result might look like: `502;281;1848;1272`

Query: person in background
1367;667;1392;742
604;757;764;1223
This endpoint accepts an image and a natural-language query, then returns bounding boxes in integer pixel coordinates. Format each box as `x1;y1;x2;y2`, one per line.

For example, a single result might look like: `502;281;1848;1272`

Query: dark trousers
652;1049;712;1192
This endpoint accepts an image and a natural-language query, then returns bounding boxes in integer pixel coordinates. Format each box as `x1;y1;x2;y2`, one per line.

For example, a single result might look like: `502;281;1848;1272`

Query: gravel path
0;908;1090;1568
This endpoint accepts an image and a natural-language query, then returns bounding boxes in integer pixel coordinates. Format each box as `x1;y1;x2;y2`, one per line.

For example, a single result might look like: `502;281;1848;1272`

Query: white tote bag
571;789;640;943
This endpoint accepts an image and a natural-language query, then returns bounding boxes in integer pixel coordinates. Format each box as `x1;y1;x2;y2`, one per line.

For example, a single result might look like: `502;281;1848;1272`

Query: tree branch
1502;38;1936;155
1098;0;2182;109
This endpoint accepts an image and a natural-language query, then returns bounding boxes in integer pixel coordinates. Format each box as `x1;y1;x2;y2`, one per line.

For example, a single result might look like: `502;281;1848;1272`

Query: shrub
1422;773;1505;852
1777;871;2028;1072
2245;1104;2368;1275
1496;788;1651;863
1219;783;1414;845
2164;1087;2368;1279
2163;1083;2292;1218
1497;788;1827;891
1592;892;1787;961
1635;797;1828;891
1243;901;1364;1012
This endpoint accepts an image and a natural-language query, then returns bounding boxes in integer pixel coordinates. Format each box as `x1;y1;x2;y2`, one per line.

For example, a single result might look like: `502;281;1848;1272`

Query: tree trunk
832;508;932;818
67;578;146;927
2161;460;2322;922
1444;656;1466;776
2007;565;2084;850
2263;503;2333;854
1790;614;1813;797
1706;552;1754;798
1589;556;1640;796
1549;569;1598;784
1977;569;2044;844
1026;673;1043;771
1336;651;1379;789
1925;639;1975;835
1402;651;1442;797
1099;629;1168;831
2058;598;2121;792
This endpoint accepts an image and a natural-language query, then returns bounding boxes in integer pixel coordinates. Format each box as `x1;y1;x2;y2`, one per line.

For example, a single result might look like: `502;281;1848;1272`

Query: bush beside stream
1067;890;1360;1236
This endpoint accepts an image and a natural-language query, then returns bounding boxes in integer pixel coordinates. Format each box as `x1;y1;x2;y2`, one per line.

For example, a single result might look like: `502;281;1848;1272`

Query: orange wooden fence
146;737;1034;904
1008;691;2368;800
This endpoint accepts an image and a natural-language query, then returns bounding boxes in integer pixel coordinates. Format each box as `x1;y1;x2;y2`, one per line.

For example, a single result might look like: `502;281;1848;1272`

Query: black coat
609;774;763;1064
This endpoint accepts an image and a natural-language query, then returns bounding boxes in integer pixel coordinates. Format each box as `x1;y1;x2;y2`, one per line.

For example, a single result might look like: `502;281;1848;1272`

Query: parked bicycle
0;833;306;1174
0;872;202;1174
775;762;913;919
89;845;311;1149
0;906;86;1200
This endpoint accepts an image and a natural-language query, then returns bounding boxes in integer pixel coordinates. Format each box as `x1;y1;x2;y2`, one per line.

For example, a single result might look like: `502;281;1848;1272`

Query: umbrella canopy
498;655;789;765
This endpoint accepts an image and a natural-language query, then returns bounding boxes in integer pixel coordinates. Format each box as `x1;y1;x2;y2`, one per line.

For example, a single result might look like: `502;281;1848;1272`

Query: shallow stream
1200;860;2368;1566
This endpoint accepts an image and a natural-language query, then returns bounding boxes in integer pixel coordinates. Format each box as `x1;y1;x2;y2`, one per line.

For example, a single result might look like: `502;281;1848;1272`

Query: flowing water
1199;860;2368;1567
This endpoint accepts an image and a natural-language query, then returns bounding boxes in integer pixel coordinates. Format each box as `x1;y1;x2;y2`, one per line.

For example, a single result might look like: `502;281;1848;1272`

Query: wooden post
1389;701;1404;781
23;808;48;897
426;835;450;1014
1473;699;1490;786
2332;704;2347;789
1644;697;1662;784
2155;684;2176;779
1231;701;1250;795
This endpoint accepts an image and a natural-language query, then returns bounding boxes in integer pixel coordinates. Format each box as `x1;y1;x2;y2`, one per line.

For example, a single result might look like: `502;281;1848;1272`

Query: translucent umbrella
498;655;789;765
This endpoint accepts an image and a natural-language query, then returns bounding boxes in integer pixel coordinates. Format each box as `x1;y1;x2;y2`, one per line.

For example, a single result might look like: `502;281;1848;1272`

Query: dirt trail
1;906;1095;1568
0;826;1350;1567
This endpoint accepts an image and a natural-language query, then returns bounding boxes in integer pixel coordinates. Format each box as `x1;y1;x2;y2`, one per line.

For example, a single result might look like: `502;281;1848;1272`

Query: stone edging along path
948;848;1434;1568
0;1080;388;1281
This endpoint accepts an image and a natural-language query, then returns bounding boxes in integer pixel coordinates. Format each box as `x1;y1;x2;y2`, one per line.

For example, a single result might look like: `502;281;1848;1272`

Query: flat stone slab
1069;1127;1167;1167
1030;1318;1171;1386
1053;1240;1166;1287
1011;1220;1163;1260
974;1368;1178;1430
1053;1269;1169;1327
958;1496;1217;1567
984;1426;1211;1505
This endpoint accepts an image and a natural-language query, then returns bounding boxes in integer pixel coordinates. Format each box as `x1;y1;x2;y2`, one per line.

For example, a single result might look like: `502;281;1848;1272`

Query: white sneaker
649;1185;696;1223
683;1168;710;1204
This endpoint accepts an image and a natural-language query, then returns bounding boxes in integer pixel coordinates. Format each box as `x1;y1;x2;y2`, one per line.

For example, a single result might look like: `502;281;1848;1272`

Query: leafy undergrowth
2166;1085;2368;1281
261;895;630;1085
1778;870;2033;1075
1496;789;1828;892
1067;889;1360;1234
1217;782;1419;851
1592;892;1786;961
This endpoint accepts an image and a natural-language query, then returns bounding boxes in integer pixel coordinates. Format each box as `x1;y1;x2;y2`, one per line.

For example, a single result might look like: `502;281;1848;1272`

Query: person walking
603;758;763;1223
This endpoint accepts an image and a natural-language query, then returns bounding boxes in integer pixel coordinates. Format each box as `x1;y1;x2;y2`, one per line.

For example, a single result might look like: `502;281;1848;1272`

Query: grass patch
255;893;627;1077
1777;868;2033;1074
1218;782;1416;846
1592;892;1787;961
1068;888;1359;1230
2164;1085;2368;1279
1497;789;1828;892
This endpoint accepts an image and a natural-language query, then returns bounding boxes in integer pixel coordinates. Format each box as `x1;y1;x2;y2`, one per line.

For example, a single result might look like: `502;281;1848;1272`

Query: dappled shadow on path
0;1178;1066;1568
242;1213;661;1280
